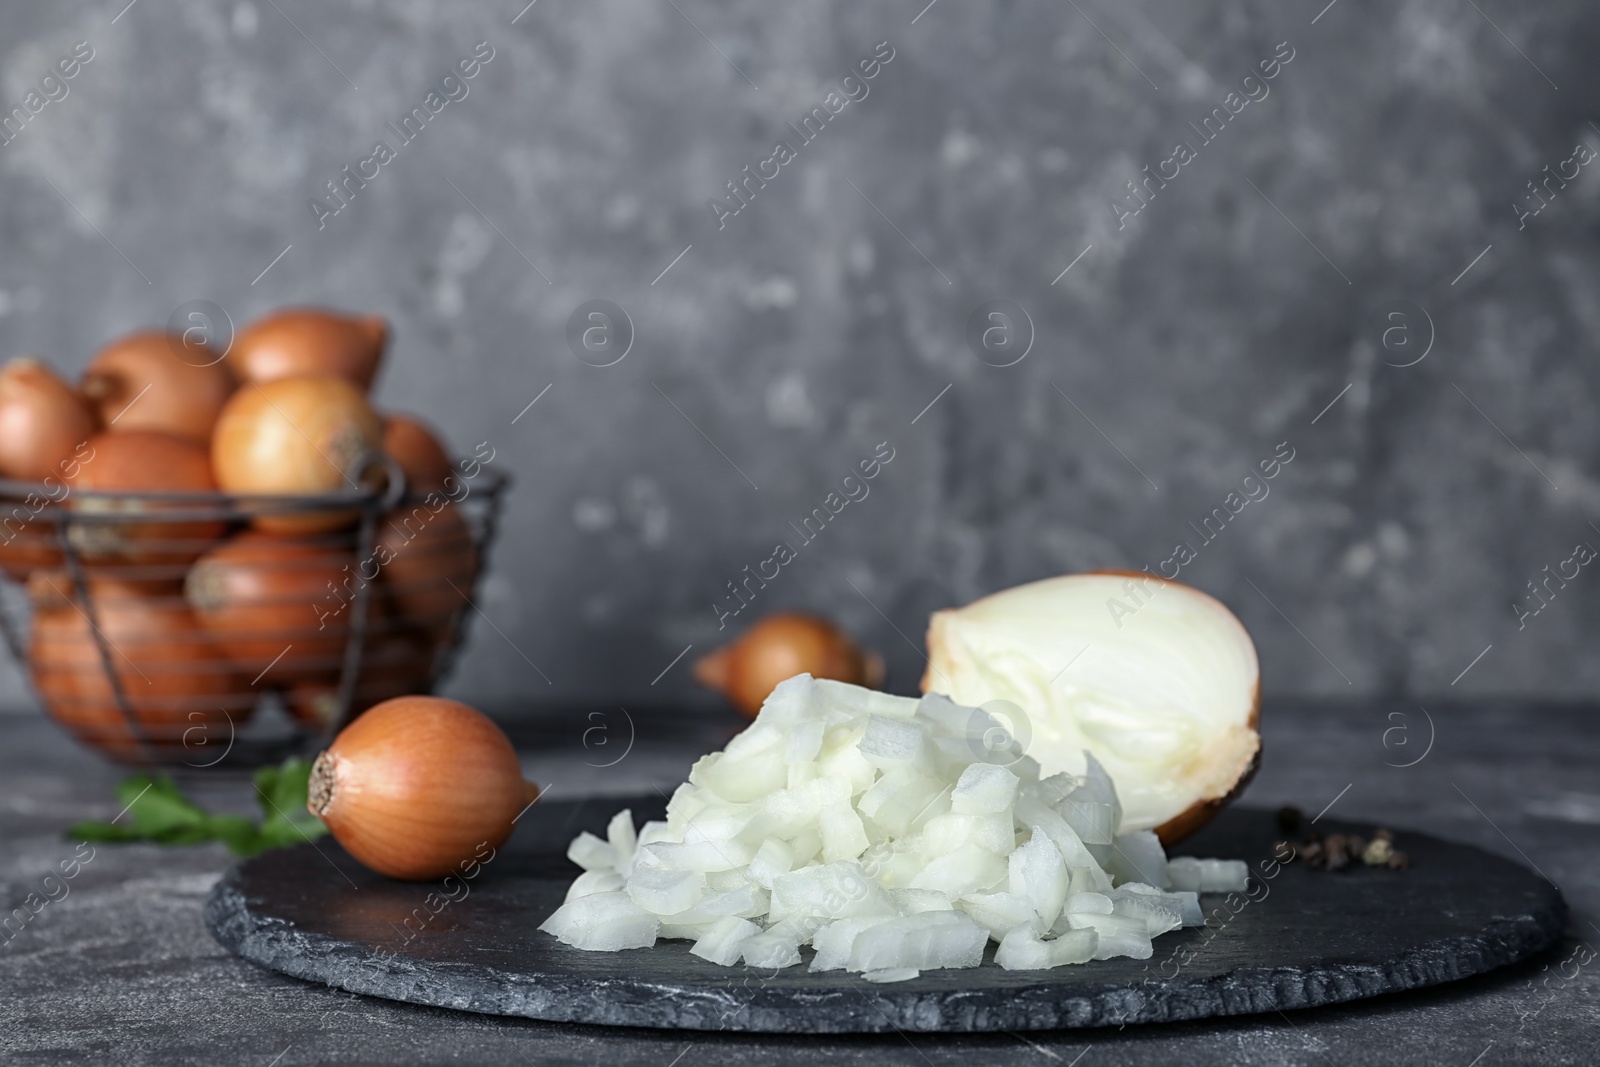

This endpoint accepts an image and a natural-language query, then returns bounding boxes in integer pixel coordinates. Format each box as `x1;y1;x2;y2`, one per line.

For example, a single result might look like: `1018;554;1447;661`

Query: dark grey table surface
2;698;1596;1066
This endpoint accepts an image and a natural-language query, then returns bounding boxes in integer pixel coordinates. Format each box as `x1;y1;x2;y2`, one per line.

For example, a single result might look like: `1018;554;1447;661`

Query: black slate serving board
205;796;1565;1033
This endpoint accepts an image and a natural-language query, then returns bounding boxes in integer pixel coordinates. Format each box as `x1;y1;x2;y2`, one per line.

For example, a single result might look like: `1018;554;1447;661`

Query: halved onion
228;308;387;392
81;330;235;445
922;571;1260;845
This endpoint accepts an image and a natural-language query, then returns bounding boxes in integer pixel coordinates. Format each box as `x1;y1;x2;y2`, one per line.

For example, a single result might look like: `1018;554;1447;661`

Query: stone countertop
1;698;1596;1066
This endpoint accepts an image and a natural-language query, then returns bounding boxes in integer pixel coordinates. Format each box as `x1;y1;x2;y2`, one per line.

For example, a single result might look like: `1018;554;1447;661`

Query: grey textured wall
0;0;1596;712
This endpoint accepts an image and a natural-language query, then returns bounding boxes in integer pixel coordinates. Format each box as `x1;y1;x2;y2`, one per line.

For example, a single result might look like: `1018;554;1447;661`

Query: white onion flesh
690;915;761;966
539;676;1248;975
923;573;1261;834
1166;856;1250;893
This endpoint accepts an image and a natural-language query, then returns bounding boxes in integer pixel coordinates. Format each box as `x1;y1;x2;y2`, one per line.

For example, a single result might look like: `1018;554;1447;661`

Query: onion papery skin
383;414;454;494
0;358;98;482
63;431;227;570
0;512;65;581
374;503;478;641
228;308;387;392
29;578;255;761
81;330;235;445
282;626;437;730
185;530;355;686
309;696;536;880
211;377;384;534
695;612;885;719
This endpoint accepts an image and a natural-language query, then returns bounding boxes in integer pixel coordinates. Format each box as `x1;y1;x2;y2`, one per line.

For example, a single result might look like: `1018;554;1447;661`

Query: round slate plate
205;796;1564;1033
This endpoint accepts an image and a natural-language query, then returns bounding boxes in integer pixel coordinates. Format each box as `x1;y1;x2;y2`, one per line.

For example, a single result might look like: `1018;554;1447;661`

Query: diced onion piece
959;892;1039;941
1014;797;1098;869
950;763;1020;815
1060;799;1115;846
907;844;1007;897
538;892;659;951
755;673;818;728
1045;927;1099;966
847;912;988;973
625;866;708;916
1008;829;1068;927
664;922;715;940
1173;890;1204;927
706;868;748;892
786;718;826;763
1166;856;1200;892
1064;891;1113;915
1067;864;1114;896
1167;856;1249;893
1106;830;1168;888
1078;754;1123;833
606;810;637;866
858;770;949;837
892;888;955;914
819;804;871;863
705;747;789;803
816;737;877;797
912;692;970;736
771;862;895;921
747;838;794;889
858;715;931;772
683;804;754;845
923;812;1015;857
566;832;617;873
1068;912;1154;960
665;784;706;827
995;927;1048;970
996;926;1100;970
815;679;919;719
789;828;823;867
664;883;768;925
1198;858;1249;892
690;915;762;966
869;843;929;889
642;839;753;873
741;929;803;969
1031;773;1081;807
766;914;828;944
1108;887;1184;936
810;916;893;971
564;869;625;903
724;720;785;759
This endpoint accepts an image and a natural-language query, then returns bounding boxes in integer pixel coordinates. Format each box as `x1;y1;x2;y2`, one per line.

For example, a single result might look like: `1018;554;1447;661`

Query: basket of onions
0;308;508;767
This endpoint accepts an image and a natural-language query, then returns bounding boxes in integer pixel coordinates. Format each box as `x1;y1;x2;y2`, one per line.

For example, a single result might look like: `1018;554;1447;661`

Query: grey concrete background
0;0;1596;713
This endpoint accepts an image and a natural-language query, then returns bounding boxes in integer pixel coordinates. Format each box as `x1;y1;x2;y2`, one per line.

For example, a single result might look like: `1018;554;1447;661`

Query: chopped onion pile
540;676;1248;980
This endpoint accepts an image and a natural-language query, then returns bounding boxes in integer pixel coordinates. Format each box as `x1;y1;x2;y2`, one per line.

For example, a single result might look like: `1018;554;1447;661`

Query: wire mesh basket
0;462;509;768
